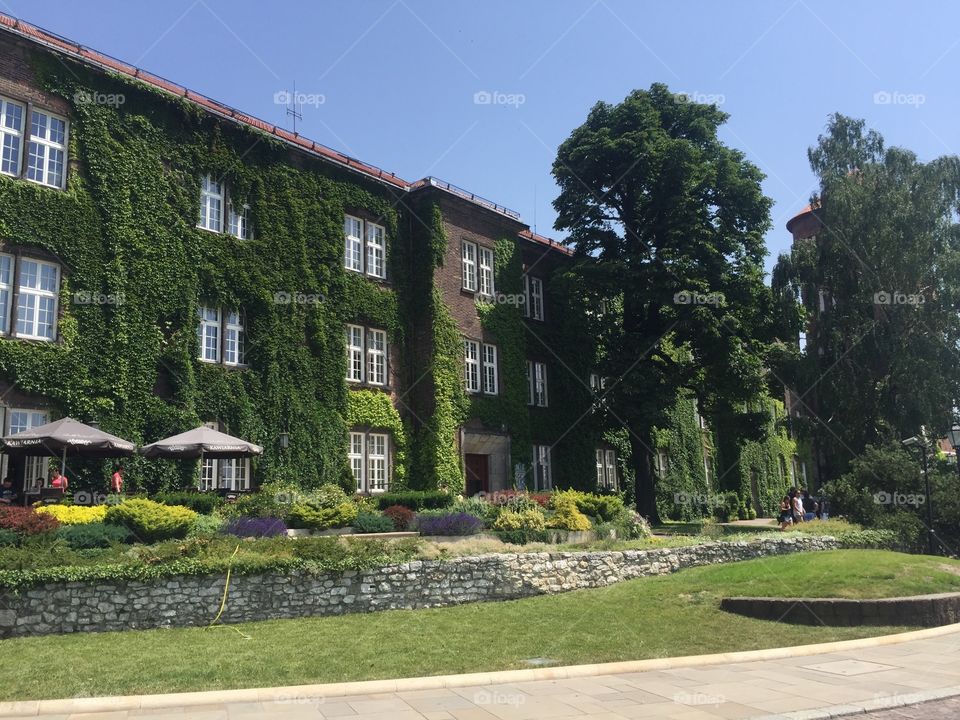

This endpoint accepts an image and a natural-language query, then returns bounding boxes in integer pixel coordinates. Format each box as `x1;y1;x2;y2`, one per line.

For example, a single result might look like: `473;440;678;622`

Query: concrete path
4;627;960;719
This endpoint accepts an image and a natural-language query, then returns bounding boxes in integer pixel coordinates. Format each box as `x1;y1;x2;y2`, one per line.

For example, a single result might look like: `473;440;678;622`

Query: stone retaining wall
0;536;837;638
721;592;960;627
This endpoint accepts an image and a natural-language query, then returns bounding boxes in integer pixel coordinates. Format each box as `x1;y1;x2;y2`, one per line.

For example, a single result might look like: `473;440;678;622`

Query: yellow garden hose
205;543;251;640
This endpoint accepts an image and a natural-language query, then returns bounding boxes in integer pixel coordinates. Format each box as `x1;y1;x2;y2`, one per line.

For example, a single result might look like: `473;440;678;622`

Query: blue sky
9;0;959;273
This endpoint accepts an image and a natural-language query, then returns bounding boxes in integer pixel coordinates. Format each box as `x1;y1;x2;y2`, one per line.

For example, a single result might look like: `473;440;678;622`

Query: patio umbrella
139;425;263;460
1;416;137;474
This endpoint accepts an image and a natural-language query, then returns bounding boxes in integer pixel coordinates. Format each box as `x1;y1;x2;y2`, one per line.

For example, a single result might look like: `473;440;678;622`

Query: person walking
791;488;805;524
778;494;793;531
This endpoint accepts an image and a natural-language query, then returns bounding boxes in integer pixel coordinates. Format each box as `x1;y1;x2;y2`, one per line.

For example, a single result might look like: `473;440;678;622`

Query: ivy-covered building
0;14;794;514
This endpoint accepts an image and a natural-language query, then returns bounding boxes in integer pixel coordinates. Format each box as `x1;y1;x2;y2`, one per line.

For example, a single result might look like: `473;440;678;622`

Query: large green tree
772;114;960;480
551;84;782;521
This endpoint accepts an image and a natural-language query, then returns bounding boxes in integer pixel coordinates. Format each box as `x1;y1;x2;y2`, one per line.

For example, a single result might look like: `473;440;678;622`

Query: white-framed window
345;324;388;385
0;96;24;178
655;449;670;478
2;408;50;489
704;452;715;485
197;306;221;363
367;432;388;492
595;449;617;490
198;175;224;232
16;258;59;341
463;339;481;393
528;361;548;407
344;215;363;273
224;310;246;366
478;246;495;297
228;200;251;240
349;430;391;493
461;241;477;292
200;457;250;492
349;432;365;492
0;254;12;335
482;343;498;395
27;109;67;189
346;324;365;382
604;449;617;490
524;275;544;320
344;215;386;278
366;222;386;279
589;373;609;393
367;328;387;386
532;444;552;491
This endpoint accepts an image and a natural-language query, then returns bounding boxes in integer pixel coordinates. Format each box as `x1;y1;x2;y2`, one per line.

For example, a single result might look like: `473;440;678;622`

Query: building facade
0;14;793;513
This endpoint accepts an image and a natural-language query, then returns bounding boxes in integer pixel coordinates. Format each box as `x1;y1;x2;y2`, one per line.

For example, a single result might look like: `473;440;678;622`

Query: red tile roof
0;12;409;190
518;229;574;256
0;12;574;256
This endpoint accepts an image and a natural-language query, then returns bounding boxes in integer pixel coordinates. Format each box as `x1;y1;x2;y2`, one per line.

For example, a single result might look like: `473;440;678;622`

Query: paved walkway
5;629;960;720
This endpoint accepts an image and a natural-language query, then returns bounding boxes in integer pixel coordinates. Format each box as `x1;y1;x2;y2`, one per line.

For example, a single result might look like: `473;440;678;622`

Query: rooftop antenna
286;81;303;134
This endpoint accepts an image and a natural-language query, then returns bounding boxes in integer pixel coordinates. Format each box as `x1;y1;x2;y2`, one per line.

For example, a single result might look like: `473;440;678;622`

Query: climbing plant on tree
552;83;781;522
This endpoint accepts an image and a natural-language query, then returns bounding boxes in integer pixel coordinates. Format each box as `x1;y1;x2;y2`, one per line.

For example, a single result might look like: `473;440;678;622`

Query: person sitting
50;469;68;491
0;478;16;505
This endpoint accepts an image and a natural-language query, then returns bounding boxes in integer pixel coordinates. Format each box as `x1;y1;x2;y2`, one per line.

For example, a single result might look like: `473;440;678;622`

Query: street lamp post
948;424;960;483
903;431;936;556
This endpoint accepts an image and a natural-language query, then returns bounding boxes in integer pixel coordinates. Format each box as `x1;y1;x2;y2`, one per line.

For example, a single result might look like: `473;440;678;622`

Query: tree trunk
630;429;660;524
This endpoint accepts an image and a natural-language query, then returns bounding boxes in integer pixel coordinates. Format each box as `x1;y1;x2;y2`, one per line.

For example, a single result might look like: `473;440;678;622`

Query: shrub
496;528;549;545
547;492;592;531
223;517;288;538
0;528;17;546
104;499;198;543
876;511;927;553
450;496;498;524
311;483;351;508
492;507;546;531
287;501;357;531
612;508;652;539
353;512;395;534
834;527;899;550
570;492;624;522
0;506;60;536
57;522;132;549
416;512;483;536
36;504;107;525
383;504;415;531
189;513;225;538
375;491;453;511
488;491;543;513
154;491;221;515
712;492;741;523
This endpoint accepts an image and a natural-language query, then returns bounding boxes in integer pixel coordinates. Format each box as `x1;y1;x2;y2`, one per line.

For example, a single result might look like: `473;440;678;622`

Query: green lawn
2;550;956;701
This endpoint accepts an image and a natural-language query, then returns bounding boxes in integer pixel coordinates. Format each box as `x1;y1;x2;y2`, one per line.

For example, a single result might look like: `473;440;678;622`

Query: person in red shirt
110;466;124;494
50;469;68;491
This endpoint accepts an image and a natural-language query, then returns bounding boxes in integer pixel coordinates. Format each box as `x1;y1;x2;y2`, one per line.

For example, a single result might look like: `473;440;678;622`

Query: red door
464;454;489;496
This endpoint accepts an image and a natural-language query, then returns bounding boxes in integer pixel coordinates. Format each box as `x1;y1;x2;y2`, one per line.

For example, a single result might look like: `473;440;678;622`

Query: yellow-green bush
492;507;546;531
287;501;358;531
35;504;107;525
547;491;593;531
104;499;197;543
